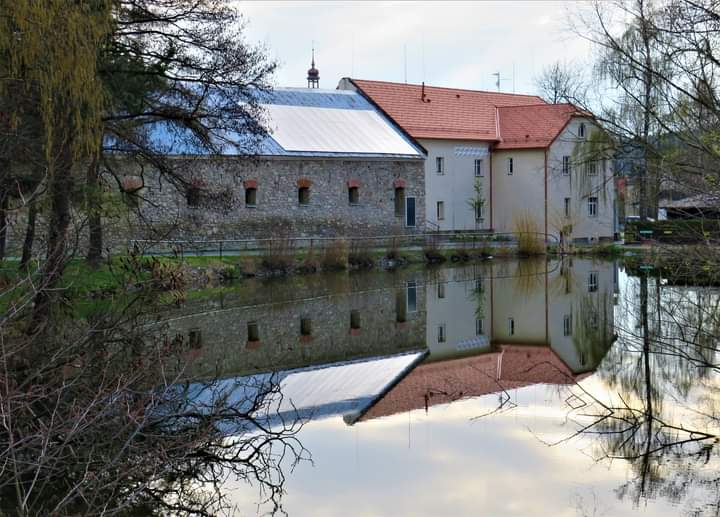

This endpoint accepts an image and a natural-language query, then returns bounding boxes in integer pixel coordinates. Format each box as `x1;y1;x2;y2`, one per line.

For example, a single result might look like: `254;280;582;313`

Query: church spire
307;44;319;88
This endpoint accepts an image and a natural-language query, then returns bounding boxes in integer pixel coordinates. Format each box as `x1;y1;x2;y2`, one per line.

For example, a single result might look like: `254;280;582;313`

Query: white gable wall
419;139;492;231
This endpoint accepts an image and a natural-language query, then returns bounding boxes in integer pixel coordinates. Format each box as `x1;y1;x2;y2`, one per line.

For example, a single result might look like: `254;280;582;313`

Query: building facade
340;78;617;242
123;88;426;242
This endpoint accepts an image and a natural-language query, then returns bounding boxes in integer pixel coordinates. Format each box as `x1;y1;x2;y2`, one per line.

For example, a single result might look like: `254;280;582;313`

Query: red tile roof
356;345;582;423
350;79;545;141
495;103;588;150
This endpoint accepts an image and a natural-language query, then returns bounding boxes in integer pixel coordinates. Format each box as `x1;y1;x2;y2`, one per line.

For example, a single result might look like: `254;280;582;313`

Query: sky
236;1;596;96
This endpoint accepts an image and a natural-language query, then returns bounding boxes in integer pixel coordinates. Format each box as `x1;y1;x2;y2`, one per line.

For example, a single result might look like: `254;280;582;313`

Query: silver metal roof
262;102;422;156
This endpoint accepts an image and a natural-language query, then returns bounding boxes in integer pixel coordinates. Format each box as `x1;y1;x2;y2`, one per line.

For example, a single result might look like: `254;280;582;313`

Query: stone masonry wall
134;156;426;240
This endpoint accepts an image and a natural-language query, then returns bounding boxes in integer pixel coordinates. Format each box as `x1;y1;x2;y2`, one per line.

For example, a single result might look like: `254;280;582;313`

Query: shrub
348;239;374;268
260;235;294;272
321;239;348;270
512;213;545;256
423;235;446;263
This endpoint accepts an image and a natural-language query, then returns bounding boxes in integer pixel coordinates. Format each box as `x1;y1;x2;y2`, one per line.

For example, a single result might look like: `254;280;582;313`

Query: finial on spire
307;42;319;88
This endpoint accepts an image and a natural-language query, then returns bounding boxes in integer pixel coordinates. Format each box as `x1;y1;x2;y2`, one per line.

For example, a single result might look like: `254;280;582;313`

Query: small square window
348;186;359;205
507;157;514;175
299;186;310;205
436;157;445;174
245;187;257;207
474;159;484;177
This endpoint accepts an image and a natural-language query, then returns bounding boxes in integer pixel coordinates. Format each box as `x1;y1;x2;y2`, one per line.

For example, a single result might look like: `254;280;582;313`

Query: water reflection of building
353;258;618;423
163;259;617;426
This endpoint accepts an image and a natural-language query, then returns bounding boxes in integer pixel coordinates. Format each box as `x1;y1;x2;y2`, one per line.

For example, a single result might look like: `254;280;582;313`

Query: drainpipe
489;147;494;230
544;149;548;242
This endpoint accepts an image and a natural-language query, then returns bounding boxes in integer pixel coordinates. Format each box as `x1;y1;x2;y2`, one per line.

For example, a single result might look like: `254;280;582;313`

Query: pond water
164;258;720;516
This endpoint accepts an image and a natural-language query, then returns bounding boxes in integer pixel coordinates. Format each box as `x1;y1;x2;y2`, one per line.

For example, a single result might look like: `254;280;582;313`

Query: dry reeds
512;213;545;256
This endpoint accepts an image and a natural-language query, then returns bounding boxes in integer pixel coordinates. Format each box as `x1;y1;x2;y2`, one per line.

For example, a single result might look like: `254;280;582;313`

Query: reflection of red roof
495;104;588;149
350;79;544;141
358;345;581;422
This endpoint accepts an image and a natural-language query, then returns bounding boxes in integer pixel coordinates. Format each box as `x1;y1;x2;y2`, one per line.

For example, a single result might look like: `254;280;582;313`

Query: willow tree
0;0;113;326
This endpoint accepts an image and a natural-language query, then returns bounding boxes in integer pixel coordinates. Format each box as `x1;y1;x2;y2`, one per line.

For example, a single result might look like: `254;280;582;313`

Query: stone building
129;88;426;241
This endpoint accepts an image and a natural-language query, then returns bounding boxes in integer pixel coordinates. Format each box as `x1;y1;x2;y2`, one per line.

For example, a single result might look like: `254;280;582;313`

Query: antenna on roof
403;44;407;84
421;81;426;102
512;62;516;93
492;72;500;91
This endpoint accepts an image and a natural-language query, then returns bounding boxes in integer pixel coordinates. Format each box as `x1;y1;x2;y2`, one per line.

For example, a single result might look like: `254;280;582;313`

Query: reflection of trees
565;273;720;516
0;258;306;516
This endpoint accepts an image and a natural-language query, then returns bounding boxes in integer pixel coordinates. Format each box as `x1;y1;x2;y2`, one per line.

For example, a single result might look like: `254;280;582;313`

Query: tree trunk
86;153;103;267
30;138;74;330
19;198;37;270
0;194;7;261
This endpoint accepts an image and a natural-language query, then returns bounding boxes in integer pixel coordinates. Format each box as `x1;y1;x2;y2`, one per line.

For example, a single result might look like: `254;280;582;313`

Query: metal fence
127;231;558;258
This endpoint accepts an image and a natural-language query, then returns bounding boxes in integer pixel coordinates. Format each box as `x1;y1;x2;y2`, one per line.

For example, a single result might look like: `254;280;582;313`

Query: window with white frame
564;197;571;218
562;155;571;176
474;159;484;177
437;324;446;343
437;282;445;299
588;271;599;292
563;314;572;336
588;196;598;217
436;156;445;175
507;157;514;175
579;122;586;138
437;201;445;221
586;161;597;176
476;319;484;336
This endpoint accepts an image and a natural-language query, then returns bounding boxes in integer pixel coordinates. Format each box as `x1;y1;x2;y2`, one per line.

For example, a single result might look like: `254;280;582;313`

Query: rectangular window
394;187;405;217
188;328;202;349
587;161;597;176
474;159;484;177
350;310;361;330
407;281;417;312
437;324;446;343
564;197;571;218
245;187;257;207
247;321;260;342
437;283;445;299
507;157;514;175
562;156;571;176
579;122;586;138
563;314;572;337
298;186;310;205
508;318;515;336
588;271;599;292
186;186;201;207
436;156;445;175
588;196;598;217
437;201;445;221
348;186;359;205
476;319;484;336
395;291;407;323
590;311;599;329
300;317;313;336
475;279;484;293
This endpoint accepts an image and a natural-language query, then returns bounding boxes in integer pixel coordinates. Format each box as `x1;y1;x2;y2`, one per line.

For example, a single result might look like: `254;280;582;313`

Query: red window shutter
243;179;258;189
347;179;361;188
297;177;312;188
